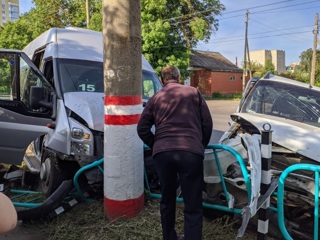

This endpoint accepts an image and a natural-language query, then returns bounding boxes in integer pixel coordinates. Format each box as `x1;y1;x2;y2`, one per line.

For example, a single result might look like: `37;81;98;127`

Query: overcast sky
20;0;319;65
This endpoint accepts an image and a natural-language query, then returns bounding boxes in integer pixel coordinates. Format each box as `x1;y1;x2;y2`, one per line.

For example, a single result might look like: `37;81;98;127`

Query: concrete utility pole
310;13;318;86
242;10;249;91
102;0;144;220
246;33;252;79
86;0;90;28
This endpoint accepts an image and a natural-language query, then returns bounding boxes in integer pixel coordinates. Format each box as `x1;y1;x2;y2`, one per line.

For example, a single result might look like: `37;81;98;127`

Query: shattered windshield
240;80;320;128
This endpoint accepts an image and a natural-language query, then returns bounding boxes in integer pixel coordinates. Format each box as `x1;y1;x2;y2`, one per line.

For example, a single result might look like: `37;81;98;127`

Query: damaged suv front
215;74;320;238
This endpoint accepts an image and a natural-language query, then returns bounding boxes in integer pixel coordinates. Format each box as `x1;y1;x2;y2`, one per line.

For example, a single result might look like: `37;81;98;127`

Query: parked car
204;73;320;239
0;27;162;197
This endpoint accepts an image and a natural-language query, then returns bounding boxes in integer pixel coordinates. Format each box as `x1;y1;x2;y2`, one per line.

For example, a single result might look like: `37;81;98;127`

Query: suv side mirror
30;86;52;110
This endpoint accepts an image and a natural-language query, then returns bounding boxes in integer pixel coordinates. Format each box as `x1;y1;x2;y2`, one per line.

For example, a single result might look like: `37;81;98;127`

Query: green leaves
190;18;208;40
0;0;225;81
299;48;320;85
0;16;34;49
141;0;225;79
0;0;95;50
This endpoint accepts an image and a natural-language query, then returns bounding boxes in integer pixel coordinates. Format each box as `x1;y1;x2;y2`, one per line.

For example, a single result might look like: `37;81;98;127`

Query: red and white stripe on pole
103;95;144;220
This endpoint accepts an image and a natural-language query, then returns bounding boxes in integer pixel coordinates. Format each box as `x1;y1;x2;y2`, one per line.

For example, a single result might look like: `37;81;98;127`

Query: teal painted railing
10;189;43;208
277;164;320;240
144;144;251;215
9;158;104;207
9;145;320;239
73;158;104;203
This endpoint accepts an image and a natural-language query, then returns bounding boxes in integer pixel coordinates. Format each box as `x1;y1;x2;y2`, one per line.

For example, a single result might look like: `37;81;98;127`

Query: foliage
88;1;102;31
0;0;225;81
280;70;309;84
299;48;314;73
143;80;155;97
247;60;263;77
299;48;320;85
278;49;320;86
246;58;277;78
211;92;242;100
0;0;91;50
262;58;276;75
141;0;225;79
0;58;12;95
0;13;35;49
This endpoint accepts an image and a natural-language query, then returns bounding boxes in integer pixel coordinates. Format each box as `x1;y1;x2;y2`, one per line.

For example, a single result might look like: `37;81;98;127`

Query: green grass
24;198;257;240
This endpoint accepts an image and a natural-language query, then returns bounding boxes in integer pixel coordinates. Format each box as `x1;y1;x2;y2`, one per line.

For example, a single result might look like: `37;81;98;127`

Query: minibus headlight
72;127;84;139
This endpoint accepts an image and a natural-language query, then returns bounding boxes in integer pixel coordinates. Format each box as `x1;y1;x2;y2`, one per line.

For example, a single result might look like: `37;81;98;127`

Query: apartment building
250;49;286;74
1;0;19;26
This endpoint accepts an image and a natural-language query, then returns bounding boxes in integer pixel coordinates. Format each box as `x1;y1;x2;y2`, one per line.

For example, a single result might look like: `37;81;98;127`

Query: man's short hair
161;66;180;81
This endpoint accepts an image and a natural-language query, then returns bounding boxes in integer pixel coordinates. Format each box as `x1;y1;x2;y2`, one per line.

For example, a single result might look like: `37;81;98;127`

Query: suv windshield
241;80;320;128
57;59;162;99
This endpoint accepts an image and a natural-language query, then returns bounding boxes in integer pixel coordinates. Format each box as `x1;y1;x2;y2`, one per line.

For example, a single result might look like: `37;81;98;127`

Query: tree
0;16;34;49
260;58;276;76
141;0;225;79
245;60;263;77
299;48;320;85
0;0;98;50
299;48;313;73
0;0;225;80
244;59;276;78
88;1;102;31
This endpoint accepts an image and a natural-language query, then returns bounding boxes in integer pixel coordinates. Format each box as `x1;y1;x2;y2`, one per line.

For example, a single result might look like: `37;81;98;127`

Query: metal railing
277;164;320;240
144;144;251;215
6;145;319;238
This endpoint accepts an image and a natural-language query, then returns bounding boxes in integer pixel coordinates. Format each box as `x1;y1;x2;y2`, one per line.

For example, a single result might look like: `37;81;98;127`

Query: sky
20;0;34;15
20;0;319;65
196;0;319;65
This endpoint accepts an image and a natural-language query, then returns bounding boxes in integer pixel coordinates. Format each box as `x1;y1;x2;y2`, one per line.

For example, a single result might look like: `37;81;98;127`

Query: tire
39;151;64;197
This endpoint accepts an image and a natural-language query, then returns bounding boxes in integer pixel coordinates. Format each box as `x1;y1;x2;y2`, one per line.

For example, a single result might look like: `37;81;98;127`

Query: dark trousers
153;151;204;240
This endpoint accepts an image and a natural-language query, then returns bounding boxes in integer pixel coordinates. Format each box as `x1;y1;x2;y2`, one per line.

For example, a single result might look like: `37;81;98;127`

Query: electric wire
197;1;318;55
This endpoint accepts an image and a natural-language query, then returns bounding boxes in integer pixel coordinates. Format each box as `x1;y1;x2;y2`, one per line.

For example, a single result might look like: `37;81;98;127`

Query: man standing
137;66;213;240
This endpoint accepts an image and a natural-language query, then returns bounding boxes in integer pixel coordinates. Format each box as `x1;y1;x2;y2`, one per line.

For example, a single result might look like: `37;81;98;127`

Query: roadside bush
211;92;242;100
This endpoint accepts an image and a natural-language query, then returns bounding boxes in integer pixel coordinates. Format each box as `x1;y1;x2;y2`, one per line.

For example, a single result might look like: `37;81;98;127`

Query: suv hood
231;112;320;162
64;92;104;132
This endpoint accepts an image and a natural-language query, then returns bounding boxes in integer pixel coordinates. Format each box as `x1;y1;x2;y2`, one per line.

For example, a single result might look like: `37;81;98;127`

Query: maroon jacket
137;80;213;157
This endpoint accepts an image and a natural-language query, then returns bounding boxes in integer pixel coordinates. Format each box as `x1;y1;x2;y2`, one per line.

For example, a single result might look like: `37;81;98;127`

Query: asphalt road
207;99;240;143
0;100;240;240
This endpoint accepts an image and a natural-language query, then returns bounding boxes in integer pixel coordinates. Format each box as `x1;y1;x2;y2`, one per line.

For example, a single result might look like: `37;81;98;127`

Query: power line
143;0;319;32
249;30;311;39
147;0;298;25
250;0;319;14
153;29;312;48
214;1;319;22
221;0;294;15
250;6;319;15
210;25;313;41
250;17;311;45
204;30;311;44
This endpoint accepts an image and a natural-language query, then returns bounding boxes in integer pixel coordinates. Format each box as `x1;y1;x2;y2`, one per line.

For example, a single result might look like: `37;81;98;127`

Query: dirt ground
0;221;47;240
